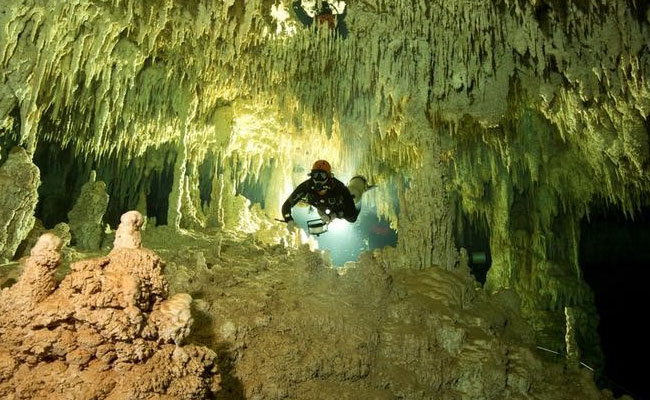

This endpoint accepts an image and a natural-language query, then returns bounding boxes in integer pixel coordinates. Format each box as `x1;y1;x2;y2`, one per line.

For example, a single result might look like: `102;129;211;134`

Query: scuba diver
282;160;371;233
292;1;348;38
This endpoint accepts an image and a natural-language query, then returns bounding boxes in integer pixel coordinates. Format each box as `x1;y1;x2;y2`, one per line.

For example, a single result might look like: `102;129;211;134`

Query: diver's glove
286;220;297;232
320;214;332;224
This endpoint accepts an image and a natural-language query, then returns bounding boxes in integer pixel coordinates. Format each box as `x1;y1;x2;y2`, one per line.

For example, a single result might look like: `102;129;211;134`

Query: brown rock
0;211;220;398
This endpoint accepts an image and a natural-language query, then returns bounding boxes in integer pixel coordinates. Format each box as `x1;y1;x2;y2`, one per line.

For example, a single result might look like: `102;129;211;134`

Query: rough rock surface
150;228;623;400
0;211;220;399
67;171;110;251
17;219;71;258
0;147;40;262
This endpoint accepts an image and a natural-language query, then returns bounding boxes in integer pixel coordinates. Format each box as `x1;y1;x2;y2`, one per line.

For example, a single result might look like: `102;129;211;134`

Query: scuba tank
347;176;370;205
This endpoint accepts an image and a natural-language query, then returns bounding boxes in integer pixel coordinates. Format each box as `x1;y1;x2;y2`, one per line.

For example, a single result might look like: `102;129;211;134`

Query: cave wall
0;147;40;262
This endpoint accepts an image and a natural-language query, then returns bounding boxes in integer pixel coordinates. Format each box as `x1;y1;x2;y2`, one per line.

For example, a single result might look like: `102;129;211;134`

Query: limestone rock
0;212;220;399
0;147;40;262
18;220;71;258
67;172;109;251
149;293;194;345
160;236;617;400
0;233;62;319
112;210;144;250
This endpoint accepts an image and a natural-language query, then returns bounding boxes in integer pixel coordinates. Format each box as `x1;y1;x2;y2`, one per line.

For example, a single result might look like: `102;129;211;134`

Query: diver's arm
340;186;359;222
281;181;310;221
330;179;359;222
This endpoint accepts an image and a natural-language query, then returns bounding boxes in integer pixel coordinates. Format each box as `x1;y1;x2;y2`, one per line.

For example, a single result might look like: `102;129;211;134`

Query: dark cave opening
580;205;650;400
33;139;176;229
237;175;267;209
235;160;276;210
455;212;492;284
146;166;174;226
198;153;216;209
33;141;92;228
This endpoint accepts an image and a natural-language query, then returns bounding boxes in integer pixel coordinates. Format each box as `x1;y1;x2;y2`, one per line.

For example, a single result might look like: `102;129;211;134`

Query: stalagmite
214;233;223;258
206;171;225;228
67;171;109;251
112;210;144;250
0;212;220;398
396;116;457;270
180;167;207;230
0;147;40;262
0;233;62;309
565;306;580;371
168;136;188;231
17;220;71;258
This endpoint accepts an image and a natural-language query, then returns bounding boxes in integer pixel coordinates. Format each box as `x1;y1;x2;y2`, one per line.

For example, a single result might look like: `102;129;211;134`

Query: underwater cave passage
455;212;492;284
579;205;650;400
291;205;397;267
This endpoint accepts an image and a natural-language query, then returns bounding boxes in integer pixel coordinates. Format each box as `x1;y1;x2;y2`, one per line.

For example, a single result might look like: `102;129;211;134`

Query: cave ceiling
1;0;647;211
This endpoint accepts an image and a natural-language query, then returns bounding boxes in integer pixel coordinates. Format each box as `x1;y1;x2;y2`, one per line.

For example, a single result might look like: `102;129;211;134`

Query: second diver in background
292;1;348;38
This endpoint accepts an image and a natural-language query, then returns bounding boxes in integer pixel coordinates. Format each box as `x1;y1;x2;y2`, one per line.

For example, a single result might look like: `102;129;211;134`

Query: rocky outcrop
67;171;109;251
0;147;40;263
17;219;71;258
0;211;220;399
159;235;620;400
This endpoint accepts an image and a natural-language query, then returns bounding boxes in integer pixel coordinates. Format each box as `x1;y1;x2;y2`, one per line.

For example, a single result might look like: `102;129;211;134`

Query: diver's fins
336;15;348;38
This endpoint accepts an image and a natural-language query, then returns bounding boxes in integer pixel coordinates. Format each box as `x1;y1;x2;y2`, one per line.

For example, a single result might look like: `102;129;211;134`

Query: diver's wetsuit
282;177;359;223
292;1;348;38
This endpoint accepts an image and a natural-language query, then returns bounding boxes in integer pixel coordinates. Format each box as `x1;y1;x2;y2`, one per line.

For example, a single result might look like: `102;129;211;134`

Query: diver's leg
343;207;359;223
293;1;314;27
336;15;348;38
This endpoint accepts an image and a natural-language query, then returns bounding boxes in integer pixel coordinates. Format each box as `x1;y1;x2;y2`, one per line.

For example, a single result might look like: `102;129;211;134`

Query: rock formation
17;219;71;258
67;171;109;251
0;147;40;262
159;235;622;400
0;211;220;399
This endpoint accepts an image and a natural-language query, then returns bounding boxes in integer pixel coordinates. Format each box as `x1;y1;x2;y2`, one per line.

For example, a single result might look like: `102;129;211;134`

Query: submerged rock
0;211;220;399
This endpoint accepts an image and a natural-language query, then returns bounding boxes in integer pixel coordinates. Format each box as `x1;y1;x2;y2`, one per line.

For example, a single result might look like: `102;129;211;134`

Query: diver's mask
310;170;330;191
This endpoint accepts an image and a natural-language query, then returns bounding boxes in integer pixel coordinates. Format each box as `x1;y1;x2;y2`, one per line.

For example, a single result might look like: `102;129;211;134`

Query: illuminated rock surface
0;147;39;262
0;0;648;398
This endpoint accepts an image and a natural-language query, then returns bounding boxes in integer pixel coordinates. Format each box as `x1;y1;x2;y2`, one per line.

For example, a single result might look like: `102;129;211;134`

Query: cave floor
0;226;613;400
